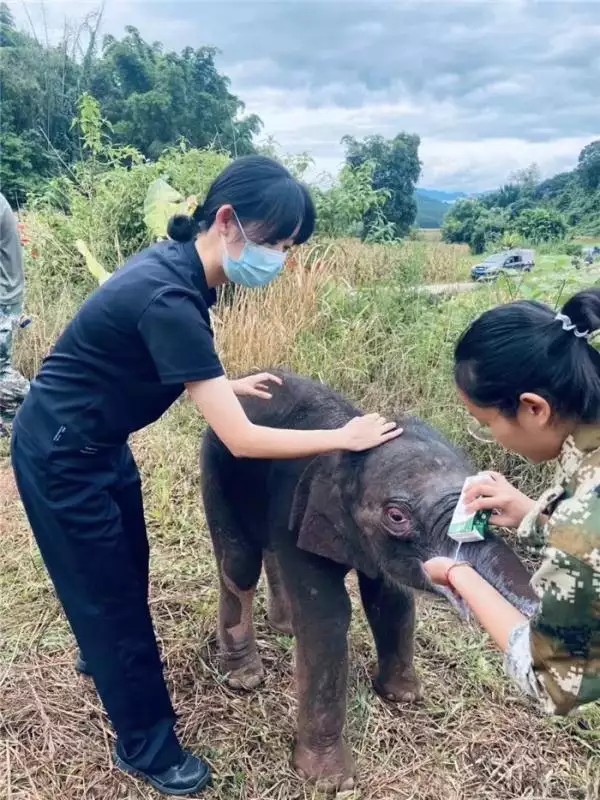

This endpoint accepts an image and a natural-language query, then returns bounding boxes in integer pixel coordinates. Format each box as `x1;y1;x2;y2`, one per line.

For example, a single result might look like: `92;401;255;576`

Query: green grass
537;253;571;269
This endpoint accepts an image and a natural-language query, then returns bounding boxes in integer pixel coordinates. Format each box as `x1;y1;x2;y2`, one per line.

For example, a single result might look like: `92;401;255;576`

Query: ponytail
166;204;205;243
454;287;600;423
561;289;600;337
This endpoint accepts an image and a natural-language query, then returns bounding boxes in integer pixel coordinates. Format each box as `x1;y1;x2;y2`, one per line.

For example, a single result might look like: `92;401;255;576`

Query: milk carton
447;472;494;544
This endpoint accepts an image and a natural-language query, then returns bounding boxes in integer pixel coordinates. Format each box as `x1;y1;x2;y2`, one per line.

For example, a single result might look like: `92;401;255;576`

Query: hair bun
561;288;600;335
167;214;196;243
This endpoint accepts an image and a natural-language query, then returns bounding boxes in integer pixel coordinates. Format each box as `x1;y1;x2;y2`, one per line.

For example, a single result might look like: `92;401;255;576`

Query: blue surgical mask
222;212;288;288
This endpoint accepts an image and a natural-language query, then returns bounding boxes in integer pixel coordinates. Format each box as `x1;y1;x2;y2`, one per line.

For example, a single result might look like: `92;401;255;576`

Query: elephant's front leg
263;548;293;635
284;562;356;792
358;574;422;703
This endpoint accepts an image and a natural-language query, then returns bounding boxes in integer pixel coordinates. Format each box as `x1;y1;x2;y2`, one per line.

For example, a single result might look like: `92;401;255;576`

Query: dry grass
212;248;330;376
1;406;598;799
314;238;472;286
12;229;472;383
1;234;598;799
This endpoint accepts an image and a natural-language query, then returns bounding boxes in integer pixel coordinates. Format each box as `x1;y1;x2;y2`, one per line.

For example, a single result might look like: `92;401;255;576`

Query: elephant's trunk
452;531;539;617
429;498;539;618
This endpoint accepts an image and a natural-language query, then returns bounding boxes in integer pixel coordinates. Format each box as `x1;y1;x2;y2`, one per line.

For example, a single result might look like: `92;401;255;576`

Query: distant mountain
414;193;449;229
416;188;470;204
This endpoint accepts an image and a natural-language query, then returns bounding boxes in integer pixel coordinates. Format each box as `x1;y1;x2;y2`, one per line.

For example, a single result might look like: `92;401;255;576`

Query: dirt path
417;281;479;296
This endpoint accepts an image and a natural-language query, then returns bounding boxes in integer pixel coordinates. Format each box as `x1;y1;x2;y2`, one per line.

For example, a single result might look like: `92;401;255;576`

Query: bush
443;188;570;253
564;242;583;258
22;94;231;297
34;146;230;273
312;161;389;239
513;207;567;243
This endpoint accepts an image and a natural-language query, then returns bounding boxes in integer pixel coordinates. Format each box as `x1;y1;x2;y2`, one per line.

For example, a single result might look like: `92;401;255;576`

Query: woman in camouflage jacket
425;288;600;716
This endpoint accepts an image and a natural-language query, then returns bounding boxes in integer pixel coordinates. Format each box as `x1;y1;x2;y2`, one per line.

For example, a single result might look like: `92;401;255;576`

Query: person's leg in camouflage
0;301;30;437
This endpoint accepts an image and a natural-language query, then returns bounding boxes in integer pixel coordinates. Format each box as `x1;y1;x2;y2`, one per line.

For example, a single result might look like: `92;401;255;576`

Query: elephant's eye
386;507;406;524
383;504;412;537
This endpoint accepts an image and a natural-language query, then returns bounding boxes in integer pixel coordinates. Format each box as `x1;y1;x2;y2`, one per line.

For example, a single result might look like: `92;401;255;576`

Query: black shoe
113;749;212;796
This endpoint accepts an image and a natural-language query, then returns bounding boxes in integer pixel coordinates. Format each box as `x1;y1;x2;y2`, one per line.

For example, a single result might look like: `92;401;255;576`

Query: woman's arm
186;376;402;459
425;533;600;715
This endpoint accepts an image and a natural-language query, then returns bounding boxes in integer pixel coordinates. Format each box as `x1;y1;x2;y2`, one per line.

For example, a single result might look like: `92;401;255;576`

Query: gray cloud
13;0;600;191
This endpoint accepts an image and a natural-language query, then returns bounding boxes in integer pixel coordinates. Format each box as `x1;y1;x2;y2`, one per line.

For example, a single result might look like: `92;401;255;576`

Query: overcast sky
10;0;600;192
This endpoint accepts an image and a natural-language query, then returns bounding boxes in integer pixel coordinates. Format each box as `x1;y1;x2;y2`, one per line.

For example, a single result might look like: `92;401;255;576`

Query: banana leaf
75;239;112;285
144;178;197;240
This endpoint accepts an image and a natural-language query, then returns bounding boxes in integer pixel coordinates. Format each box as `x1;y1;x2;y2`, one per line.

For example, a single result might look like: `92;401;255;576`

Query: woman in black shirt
11;156;400;796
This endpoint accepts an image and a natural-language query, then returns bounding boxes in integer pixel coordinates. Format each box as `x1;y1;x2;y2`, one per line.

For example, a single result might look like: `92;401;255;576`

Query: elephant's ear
288;454;378;579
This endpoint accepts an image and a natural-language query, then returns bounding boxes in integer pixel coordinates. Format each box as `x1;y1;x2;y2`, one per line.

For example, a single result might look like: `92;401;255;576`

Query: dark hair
454;288;600;422
167;155;316;246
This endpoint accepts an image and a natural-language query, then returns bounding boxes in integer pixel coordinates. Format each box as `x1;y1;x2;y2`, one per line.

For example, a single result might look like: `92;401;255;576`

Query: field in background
417;228;443;242
1;227;599;799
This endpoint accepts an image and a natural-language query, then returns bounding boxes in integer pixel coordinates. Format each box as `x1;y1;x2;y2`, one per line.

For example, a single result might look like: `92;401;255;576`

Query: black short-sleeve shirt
18;240;224;449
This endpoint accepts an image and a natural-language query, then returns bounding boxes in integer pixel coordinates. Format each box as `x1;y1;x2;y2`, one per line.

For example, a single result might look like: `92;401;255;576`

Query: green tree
513;207;567;242
35;95;232;284
481;183;522;210
0;11;261;205
313;161;389;239
577;141;600;192
0;1;16;47
0;2;85;203
444;139;600;243
342;133;421;238
90;28;262;160
442;198;511;254
442;199;487;249
534;172;573;202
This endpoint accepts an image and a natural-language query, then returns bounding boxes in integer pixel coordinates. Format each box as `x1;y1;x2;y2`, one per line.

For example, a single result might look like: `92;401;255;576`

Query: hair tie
555;312;591;340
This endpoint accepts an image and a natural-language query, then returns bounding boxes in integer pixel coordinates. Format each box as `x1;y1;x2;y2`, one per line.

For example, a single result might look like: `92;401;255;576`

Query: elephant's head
289;416;538;617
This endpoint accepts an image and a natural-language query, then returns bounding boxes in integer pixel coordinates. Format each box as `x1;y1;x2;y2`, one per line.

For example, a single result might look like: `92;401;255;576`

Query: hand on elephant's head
340;413;403;452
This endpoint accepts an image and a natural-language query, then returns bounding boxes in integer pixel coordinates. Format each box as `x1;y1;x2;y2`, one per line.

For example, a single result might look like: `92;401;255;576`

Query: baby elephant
200;370;536;791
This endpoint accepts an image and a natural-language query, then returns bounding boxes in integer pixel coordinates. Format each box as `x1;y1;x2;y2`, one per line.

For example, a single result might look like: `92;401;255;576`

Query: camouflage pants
0;301;30;424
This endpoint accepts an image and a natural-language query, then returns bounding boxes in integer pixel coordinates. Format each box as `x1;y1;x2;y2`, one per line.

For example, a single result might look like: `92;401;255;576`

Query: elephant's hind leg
205;499;265;691
217;562;264;690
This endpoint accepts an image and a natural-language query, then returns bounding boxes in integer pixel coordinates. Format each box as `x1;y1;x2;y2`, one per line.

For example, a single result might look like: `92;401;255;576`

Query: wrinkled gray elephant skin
200;370;537;791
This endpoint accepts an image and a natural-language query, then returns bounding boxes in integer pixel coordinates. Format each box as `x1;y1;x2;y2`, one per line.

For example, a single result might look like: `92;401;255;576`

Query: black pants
11;421;182;772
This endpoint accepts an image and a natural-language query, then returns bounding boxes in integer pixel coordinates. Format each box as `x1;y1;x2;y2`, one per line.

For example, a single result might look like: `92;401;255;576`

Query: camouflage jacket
505;426;600;715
